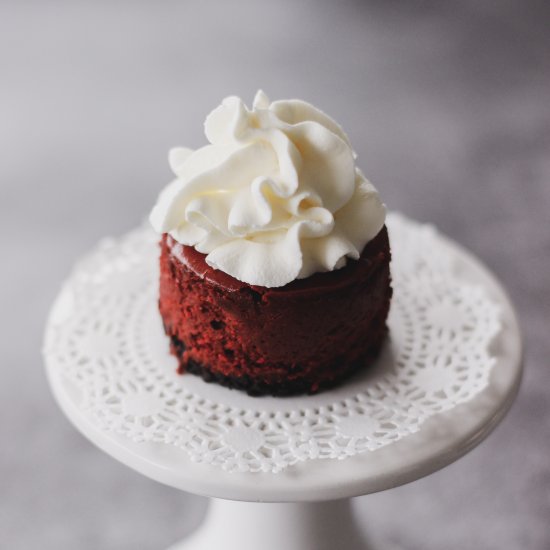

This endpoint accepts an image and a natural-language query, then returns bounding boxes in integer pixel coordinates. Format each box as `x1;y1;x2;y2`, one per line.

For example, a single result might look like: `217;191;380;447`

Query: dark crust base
169;326;388;398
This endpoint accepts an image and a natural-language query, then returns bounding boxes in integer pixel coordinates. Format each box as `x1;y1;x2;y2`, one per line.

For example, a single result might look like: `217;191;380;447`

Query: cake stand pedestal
174;500;368;550
43;216;523;550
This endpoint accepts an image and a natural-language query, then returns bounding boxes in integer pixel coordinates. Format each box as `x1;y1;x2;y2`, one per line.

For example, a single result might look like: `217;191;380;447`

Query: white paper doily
43;213;501;474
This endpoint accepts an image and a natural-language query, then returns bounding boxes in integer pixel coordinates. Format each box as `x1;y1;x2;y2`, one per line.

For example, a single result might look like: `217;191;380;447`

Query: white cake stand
43;216;523;550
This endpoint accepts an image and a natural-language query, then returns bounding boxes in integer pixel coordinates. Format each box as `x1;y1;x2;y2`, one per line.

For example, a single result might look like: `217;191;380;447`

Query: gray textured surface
1;1;549;548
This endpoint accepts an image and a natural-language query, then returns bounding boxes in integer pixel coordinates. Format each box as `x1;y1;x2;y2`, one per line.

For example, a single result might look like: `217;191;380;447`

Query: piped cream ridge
150;90;386;287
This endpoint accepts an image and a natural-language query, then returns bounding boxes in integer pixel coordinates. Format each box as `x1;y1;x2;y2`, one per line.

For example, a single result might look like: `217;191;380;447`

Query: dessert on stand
150;91;390;396
43;92;522;549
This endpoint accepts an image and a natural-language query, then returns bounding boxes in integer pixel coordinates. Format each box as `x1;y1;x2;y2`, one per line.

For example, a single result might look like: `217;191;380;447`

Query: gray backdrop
1;1;549;548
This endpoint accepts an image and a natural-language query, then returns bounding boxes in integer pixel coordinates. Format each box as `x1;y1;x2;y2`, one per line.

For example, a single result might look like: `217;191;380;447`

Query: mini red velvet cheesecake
150;91;392;396
159;228;391;396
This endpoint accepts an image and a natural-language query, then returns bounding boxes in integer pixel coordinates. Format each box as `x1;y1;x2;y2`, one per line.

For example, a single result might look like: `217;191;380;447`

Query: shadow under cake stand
43;215;523;550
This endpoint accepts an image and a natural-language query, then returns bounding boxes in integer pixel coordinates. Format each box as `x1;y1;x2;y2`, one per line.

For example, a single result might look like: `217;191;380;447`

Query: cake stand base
169;498;369;550
43;216;523;550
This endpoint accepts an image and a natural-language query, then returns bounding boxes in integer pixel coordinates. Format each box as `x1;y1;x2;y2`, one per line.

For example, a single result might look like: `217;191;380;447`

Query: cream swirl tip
149;90;386;287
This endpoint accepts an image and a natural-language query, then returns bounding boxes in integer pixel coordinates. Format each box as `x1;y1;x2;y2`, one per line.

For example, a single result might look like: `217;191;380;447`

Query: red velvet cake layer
158;227;392;396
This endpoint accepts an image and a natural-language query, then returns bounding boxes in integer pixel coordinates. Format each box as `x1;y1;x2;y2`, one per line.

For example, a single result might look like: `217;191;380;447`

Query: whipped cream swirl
150;91;386;287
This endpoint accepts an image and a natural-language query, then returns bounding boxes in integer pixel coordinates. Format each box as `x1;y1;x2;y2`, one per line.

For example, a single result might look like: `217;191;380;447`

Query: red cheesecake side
158;226;392;396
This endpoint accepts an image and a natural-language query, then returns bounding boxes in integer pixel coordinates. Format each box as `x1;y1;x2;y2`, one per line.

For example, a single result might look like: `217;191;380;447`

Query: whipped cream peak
150;91;386;287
